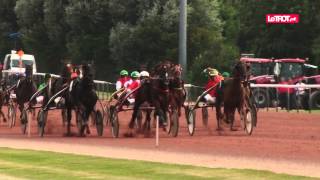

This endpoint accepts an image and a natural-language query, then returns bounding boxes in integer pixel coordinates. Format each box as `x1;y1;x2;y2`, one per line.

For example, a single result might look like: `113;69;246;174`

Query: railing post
308;88;311;113
156;115;159;147
287;88;290;112
266;87;269;112
276;88;279;112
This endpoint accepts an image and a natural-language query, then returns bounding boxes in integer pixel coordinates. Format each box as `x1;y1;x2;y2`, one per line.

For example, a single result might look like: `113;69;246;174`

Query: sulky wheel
37;109;48;137
95;110;104;136
110;107;119;138
187;107;196;136
170;109;179;137
20;109;28;134
165;112;171;134
201;107;208;127
244;108;254;135
8;103;16;128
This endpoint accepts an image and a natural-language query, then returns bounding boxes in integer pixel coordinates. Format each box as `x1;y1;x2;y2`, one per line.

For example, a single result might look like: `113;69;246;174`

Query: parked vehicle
241;57;320;109
2;50;37;86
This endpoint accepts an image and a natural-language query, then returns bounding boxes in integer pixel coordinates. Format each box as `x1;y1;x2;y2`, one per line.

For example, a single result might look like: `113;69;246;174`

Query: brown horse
215;61;251;131
169;64;186;117
124;61;172;137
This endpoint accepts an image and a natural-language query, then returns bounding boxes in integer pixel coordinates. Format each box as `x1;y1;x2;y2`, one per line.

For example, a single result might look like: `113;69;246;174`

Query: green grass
0;148;316;180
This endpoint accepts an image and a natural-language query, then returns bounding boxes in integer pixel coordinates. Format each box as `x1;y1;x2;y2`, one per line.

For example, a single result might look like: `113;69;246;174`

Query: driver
36;73;52;104
203;68;223;104
116;70;131;91
125;71;141;104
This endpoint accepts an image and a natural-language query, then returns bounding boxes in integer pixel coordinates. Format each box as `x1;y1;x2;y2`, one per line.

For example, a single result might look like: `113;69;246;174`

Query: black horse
15;65;37;123
66;64;98;136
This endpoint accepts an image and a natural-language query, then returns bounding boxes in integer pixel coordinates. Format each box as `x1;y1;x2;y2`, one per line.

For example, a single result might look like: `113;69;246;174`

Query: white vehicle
2;50;37;85
2;50;37;74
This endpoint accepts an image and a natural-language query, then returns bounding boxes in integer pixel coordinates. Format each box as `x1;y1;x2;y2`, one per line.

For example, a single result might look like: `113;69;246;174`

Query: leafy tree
65;0;112;79
0;0;18;58
109;0;179;78
187;0;238;84
15;0;52;72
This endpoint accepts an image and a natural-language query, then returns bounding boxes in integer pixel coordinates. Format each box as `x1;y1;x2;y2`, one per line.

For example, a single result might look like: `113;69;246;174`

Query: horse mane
25;65;33;78
60;64;71;79
232;61;249;81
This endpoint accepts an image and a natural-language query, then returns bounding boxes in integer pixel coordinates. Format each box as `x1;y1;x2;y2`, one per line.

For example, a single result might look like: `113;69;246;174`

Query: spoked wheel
37;109;48;137
8;103;16;128
165;112;171;134
169;109;179;137
95;110;104;136
110;107;119;138
201;108;208;127
244;109;254;135
252;105;258;127
20;109;28;134
187;107;196;136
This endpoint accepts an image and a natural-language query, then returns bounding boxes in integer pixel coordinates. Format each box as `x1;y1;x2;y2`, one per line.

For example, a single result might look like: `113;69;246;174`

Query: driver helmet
208;68;219;77
120;70;128;76
44;73;51;80
140;71;149;77
222;72;230;78
130;71;140;78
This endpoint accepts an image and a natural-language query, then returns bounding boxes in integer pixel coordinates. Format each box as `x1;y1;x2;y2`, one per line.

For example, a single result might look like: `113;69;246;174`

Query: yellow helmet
208;68;219;76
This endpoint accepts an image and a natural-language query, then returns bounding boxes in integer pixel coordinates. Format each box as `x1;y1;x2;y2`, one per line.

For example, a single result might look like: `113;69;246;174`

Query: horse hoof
216;127;223;131
230;128;238;131
3;119;7;123
144;132;151;138
63;132;75;137
124;132;135;137
79;133;86;137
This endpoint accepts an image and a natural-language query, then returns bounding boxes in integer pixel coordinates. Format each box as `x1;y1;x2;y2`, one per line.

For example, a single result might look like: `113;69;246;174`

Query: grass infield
0;148;315;180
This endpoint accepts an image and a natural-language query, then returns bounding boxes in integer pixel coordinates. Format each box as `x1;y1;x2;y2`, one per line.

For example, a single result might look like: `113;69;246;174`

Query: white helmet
140;71;149;77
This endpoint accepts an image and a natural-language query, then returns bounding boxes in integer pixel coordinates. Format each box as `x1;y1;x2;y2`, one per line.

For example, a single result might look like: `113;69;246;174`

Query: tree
109;0;179;79
187;0;238;84
65;0;112;80
0;0;18;58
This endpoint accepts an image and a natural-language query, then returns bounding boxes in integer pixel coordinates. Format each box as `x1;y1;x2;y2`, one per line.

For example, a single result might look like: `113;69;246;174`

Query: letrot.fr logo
266;14;299;24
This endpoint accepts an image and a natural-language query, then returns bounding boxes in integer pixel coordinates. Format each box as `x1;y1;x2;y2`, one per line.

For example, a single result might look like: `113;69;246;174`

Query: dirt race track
0;107;319;177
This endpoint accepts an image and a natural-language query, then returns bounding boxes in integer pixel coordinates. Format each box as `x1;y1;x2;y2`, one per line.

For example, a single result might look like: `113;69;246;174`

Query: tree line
0;0;319;84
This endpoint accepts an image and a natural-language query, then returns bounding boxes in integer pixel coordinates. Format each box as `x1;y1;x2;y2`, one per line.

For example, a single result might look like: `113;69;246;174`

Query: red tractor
240;57;320;109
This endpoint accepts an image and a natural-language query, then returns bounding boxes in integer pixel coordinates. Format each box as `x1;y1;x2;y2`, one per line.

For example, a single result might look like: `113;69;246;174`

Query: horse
15;64;37;123
0;81;7;123
168;63;186;117
67;63;98;136
124;61;172;137
215;61;252;131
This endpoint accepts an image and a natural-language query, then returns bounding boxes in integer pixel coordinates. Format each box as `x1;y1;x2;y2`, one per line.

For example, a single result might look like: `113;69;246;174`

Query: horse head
153;61;172;86
60;64;72;81
232;61;249;82
25;64;33;80
171;64;183;78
